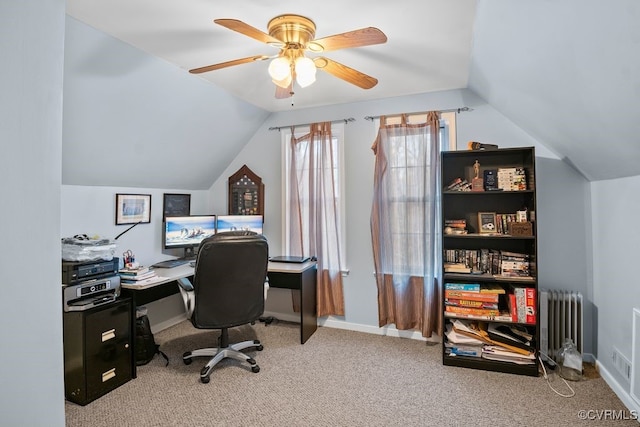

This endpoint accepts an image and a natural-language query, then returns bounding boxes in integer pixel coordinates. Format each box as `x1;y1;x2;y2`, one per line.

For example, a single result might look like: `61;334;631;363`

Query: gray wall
206;88;594;346
0;1;66;425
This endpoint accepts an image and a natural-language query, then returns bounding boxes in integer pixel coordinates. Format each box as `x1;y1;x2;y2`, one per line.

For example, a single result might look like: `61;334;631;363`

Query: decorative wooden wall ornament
228;165;264;216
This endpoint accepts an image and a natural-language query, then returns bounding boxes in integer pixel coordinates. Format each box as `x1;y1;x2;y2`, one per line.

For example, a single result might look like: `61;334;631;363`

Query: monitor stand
182;247;196;260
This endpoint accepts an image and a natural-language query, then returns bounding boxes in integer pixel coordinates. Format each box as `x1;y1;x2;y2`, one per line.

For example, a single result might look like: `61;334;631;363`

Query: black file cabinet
63;298;133;405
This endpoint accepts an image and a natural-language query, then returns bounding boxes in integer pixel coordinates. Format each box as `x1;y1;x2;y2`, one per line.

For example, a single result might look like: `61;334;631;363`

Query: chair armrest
177;277;193;292
177;277;195;318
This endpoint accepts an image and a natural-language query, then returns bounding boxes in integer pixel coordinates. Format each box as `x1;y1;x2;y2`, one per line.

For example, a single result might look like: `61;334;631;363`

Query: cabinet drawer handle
102;368;116;382
101;329;116;342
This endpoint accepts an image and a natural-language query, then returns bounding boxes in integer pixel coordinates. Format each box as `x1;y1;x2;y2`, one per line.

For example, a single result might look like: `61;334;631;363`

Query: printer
62;258;121;312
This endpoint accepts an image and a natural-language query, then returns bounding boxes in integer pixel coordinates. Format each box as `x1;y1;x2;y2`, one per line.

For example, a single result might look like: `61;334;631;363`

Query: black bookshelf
441;147;539;377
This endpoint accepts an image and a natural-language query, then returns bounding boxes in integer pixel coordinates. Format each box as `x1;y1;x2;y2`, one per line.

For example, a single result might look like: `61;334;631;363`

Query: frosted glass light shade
272;74;292;89
295;57;316;88
268;57;291;81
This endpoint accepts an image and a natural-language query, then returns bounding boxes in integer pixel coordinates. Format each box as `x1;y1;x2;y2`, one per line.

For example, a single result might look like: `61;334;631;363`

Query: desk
266;260;317;345
120;261;317;375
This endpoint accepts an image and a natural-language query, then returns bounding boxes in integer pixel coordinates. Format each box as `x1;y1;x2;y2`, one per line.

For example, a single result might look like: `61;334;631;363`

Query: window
281;123;346;267
374;112;456;275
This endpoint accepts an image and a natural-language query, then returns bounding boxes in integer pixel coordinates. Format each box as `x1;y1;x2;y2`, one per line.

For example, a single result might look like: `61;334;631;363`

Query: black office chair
177;230;269;383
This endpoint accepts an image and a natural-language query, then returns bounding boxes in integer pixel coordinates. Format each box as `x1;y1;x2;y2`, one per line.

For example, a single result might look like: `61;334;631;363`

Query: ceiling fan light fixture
295;57;317;88
268;57;291;81
272;74;292;89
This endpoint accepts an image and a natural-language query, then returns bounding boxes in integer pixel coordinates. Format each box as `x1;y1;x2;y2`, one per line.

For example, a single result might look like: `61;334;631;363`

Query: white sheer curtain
288;122;344;316
370;112;442;338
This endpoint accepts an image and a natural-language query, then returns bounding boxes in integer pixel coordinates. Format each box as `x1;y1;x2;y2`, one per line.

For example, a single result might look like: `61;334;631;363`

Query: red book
525;288;536;324
508;293;518;322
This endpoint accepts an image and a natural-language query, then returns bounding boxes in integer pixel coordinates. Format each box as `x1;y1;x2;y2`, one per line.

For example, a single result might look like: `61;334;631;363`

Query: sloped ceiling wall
469;0;640;181
63;1;640;190
63;17;270;190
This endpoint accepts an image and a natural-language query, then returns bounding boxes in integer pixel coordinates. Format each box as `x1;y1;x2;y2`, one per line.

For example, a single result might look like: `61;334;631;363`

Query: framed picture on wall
228;165;264;217
115;193;151;225
163;193;191;221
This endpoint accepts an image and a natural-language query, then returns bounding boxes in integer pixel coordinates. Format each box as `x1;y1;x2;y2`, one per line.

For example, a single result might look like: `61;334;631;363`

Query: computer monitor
216;215;263;234
163;215;216;258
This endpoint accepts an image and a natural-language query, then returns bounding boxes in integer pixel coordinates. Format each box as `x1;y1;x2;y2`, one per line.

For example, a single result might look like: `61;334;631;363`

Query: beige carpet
65;320;637;426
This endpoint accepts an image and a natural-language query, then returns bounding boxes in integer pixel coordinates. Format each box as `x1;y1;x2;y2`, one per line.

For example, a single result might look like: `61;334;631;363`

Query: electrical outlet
612;347;632;382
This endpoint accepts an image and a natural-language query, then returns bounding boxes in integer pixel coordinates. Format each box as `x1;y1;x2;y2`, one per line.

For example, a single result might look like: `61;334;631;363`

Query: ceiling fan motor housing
268;14;316;48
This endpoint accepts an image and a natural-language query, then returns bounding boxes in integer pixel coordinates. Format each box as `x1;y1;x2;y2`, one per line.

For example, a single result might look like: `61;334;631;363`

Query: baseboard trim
152;313;187;334
320;317;437;342
596;360;640;416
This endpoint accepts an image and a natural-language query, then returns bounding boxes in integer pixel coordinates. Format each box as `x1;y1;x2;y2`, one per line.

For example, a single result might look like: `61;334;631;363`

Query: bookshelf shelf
441;147;539;377
444;234;535;240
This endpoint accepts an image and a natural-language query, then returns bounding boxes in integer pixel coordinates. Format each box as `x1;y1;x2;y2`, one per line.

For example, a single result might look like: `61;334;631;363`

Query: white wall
61;185;212;331
0;1;66;425
592;175;640;411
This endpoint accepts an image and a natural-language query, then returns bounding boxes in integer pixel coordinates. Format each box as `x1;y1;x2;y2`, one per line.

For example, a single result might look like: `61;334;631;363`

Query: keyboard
152;259;189;269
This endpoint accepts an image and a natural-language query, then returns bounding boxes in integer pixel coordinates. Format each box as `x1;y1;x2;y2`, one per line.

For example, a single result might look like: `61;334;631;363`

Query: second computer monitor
216;215;263;234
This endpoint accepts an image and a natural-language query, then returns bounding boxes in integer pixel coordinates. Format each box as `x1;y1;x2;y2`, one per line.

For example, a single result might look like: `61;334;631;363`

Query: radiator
539;289;583;361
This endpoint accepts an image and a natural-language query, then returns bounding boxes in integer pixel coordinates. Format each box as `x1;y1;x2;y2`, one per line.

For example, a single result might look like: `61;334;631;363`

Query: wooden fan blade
189;55;270;74
313;57;378;89
214;19;284;46
309;27;387;52
275;82;294;99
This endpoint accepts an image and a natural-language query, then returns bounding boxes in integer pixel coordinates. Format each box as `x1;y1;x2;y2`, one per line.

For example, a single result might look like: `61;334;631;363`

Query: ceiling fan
189;14;387;98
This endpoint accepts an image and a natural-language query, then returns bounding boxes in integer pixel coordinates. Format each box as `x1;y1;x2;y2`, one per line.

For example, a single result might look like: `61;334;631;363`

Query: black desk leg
299;267;317;344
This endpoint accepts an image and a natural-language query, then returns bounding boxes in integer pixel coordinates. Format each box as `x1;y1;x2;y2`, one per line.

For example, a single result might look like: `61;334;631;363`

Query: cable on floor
539;354;576;398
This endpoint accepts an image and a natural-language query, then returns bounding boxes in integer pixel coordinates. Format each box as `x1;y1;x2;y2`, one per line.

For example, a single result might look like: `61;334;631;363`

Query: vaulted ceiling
64;0;640;188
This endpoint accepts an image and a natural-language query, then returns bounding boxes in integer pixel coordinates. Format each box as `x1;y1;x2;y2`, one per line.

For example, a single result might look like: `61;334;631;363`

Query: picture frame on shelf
477;212;497;234
162;193;191;221
115;194;151;225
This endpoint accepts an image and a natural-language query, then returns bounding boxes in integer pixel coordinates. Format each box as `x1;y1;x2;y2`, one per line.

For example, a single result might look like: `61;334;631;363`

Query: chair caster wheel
183;351;192;365
201;376;210;384
252;365;260;373
256;345;264;351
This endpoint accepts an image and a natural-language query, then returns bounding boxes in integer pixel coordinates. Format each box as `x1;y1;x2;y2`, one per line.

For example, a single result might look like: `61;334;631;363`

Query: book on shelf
507;286;536;324
444;290;500;302
445;344;482;357
487;324;533;351
497;167;527;191
446;305;501;317
445;298;499;310
445;282;480;291
444;323;484;345
444;263;472;274
120;274;161;286
483;169;498;191
119;266;150;276
444;283;506;294
481;345;536;365
450;319;534;356
445;310;513;322
444;177;471;191
119;270;157;281
444;219;467;228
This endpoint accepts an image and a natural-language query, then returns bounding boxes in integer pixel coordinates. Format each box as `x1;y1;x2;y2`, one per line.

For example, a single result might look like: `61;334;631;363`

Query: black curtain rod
268;117;355;131
364;106;472;121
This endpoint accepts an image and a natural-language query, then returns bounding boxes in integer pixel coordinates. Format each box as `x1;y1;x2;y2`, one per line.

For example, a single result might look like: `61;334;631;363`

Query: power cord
538;353;575;398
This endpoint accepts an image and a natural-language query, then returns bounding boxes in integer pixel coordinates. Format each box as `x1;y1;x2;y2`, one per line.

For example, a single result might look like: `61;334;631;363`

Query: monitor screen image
216;215;263;234
164;215;217;251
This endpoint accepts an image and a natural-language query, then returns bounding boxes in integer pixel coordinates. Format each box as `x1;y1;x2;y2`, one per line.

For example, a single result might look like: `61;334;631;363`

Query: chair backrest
191;231;268;329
